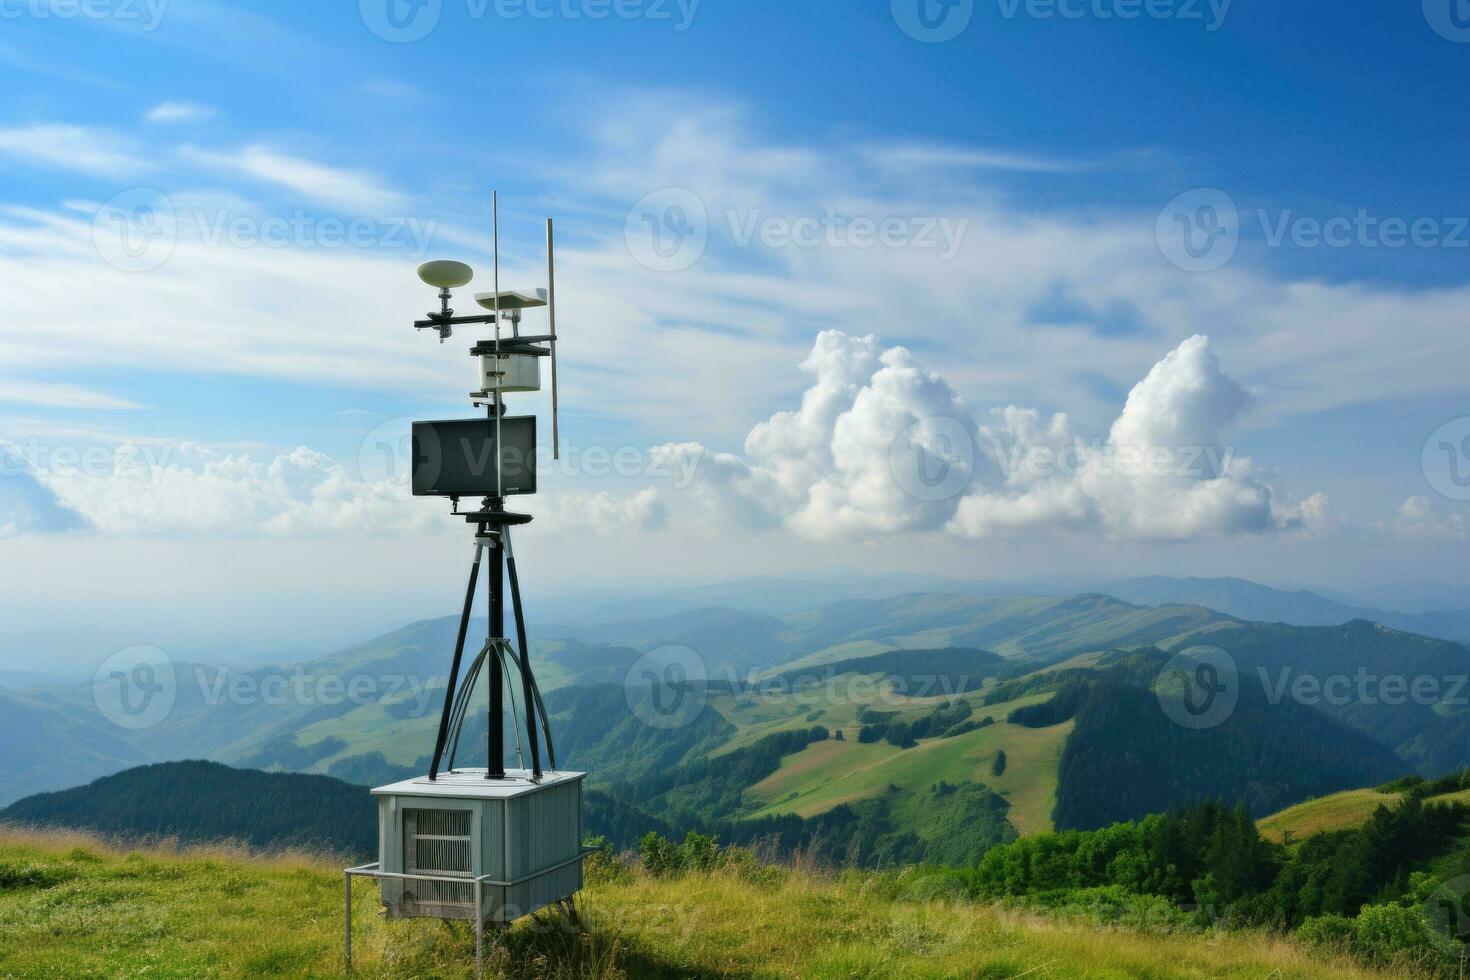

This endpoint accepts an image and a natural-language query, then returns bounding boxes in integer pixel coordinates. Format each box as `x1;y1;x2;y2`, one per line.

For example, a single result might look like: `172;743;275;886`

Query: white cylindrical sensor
479;352;542;393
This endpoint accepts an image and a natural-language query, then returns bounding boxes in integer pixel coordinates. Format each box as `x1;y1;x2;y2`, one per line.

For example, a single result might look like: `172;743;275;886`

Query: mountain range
1100;575;1470;642
535;573;1470;643
2;574;1468;862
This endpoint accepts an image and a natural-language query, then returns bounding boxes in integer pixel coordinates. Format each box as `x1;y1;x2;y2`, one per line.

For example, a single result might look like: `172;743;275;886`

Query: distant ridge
0;761;375;857
1102;575;1470;643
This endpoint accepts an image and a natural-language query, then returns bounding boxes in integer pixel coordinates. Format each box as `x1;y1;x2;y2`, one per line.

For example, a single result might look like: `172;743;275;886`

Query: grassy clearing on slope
1257;790;1401;843
1259;786;1470;844
707;672;992;758
746;691;1071;836
0;828;1411;979
298;702;437;769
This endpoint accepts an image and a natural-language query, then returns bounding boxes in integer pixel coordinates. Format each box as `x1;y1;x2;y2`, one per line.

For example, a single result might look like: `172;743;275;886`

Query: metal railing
343;848;596;977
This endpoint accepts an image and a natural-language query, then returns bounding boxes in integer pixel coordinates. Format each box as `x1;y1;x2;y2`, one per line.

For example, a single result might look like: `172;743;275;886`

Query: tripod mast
416;196;560;784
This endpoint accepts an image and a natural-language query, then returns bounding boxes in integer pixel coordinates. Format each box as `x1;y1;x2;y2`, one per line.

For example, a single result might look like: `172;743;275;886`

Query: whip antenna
547;218;560;460
492;191;503;497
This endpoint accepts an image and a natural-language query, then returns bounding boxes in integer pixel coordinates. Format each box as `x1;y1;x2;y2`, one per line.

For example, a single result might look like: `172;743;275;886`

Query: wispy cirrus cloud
179;144;409;211
0;382;141;411
0;124;151;177
865;142;1094;174
144;102;219;125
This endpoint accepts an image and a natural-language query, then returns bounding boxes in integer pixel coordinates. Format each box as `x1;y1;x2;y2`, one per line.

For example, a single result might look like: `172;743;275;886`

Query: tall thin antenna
492;191;502;498
546;218;560;460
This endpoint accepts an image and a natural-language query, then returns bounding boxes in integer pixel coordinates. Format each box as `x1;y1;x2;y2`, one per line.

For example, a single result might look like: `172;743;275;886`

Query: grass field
1257;790;1401;843
0;828;1413;979
745;691;1071;836
1258;786;1470;844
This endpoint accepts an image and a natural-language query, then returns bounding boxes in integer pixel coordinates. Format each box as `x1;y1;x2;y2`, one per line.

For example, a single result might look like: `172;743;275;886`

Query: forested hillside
0;761;376;856
1050;650;1407;829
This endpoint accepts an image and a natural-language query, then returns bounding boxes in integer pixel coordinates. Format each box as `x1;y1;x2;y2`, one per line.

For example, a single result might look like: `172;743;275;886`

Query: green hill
0;827;1407;979
535;645;1408;858
1169;619;1470;775
0;761;376;857
1258;771;1470;844
0;761;671;857
1258;789;1403;843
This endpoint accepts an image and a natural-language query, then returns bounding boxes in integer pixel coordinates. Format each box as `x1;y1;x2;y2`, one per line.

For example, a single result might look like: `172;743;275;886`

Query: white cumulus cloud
0;441;89;537
1384;496;1467;540
24;440;666;540
666;331;1315;543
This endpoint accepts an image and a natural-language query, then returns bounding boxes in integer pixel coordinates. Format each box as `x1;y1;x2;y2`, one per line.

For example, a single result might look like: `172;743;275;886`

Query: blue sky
0;1;1467;658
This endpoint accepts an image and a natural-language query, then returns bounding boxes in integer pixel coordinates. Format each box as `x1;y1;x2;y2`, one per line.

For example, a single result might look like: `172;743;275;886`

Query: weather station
344;198;589;977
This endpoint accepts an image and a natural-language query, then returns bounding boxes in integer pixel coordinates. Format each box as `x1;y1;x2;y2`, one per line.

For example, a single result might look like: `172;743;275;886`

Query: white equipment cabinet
373;768;586;924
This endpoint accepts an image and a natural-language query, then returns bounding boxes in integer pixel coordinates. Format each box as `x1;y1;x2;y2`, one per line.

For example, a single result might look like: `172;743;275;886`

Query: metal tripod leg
501;645;557;770
493;640;526;771
487;524;505;778
504;527;544;778
445;642;489;773
428;536;486;779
